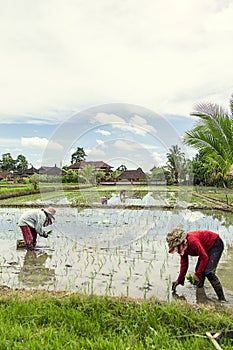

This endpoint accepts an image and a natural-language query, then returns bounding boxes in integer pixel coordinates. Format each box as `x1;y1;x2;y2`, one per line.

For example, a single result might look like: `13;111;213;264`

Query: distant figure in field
119;189;126;200
101;197;108;205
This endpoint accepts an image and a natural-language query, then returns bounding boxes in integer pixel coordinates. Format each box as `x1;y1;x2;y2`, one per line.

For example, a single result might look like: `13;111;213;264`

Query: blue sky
0;1;232;171
0;104;197;172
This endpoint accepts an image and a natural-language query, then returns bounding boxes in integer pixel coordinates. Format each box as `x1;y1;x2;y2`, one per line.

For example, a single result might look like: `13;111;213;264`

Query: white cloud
0;138;21;148
93;113;125;125
95;129;111;136
113;140;141;151
140;144;160;150
93;113;156;136
21;137;63;150
0;0;232;119
151;151;164;165
96;139;105;146
0;0;233;171
21;137;48;149
88;148;106;158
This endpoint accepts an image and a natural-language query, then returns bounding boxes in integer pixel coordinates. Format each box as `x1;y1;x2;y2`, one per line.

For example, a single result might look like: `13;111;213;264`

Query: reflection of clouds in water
25;191;191;209
164;210;206;233
108;192;189;207
182;211;205;223
58;207;157;248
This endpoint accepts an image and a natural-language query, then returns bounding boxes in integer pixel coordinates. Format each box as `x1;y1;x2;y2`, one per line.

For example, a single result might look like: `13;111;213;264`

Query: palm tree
71;147;86;164
183;96;233;186
166;145;185;184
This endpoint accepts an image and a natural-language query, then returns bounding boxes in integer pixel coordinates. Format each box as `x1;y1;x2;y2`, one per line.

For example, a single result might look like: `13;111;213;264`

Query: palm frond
192;102;226;116
183;128;228;161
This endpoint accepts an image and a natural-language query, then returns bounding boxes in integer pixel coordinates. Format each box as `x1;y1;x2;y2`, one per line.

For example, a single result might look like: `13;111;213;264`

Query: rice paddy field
1;186;233;308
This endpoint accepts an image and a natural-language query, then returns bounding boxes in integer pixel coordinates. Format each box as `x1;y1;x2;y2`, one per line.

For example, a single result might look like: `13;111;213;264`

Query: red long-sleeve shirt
177;230;218;283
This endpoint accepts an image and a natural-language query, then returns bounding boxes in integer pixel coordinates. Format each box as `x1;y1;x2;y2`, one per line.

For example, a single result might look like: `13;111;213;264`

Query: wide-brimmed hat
166;228;187;251
44;207;56;220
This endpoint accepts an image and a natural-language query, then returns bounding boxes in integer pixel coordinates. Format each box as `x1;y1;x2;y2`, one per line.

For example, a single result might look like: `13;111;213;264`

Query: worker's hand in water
172;280;179;291
193;273;200;285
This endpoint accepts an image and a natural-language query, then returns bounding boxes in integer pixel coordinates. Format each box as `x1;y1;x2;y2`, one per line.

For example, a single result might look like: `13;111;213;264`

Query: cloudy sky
0;0;233;171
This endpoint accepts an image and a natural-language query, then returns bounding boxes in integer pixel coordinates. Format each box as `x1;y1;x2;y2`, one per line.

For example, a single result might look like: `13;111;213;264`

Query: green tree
180;158;193;185
183;96;233;187
78;165;95;184
111;170;122;180
96;170;106;184
116;164;127;172
63;169;78;183
16;154;28;171
29;174;40;190
166;145;185;185
71;147;87;164
0;153;16;171
191;150;225;187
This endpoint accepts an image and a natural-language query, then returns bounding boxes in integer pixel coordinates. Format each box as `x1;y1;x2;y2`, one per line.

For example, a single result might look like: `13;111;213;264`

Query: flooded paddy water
1;196;233;307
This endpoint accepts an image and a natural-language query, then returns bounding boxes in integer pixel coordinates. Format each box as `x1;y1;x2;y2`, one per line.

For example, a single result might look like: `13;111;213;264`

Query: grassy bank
0;291;232;349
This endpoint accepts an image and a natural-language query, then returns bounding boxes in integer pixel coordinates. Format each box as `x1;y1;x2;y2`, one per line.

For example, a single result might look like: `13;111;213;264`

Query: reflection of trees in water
218;244;233;291
19;251;55;288
201;210;233;228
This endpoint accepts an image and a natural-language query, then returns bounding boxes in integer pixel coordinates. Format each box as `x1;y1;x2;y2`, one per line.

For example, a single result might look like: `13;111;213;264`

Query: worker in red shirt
166;228;226;301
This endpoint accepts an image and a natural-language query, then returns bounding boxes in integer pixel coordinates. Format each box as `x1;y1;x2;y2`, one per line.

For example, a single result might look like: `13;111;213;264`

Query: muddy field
0;205;233;308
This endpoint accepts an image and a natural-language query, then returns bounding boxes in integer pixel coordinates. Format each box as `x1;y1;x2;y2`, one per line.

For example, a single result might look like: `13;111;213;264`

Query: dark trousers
195;237;225;300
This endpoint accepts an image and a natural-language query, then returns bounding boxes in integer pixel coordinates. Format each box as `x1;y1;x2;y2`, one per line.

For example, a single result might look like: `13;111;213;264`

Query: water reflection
107;191;190;207
19;251;55;288
218;244;233;290
172;287;214;304
1;207;233;304
203;211;233;229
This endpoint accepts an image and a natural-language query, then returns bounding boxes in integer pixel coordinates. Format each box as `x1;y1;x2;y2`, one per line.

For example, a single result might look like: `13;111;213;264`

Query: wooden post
206;332;223;350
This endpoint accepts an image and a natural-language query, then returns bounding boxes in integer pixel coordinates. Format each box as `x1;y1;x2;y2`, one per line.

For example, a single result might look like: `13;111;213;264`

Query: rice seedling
186;274;195;285
90;271;96;294
126;276;130;297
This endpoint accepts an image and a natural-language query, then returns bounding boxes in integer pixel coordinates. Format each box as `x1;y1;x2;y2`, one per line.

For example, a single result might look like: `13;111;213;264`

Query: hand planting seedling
186;274;195;285
47;230;53;235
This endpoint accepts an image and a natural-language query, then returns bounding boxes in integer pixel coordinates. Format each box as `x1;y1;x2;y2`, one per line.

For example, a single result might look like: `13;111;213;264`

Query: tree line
0;153;28;172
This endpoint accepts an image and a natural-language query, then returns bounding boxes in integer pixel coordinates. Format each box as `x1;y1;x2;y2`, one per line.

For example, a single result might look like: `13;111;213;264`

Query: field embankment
0;288;232;349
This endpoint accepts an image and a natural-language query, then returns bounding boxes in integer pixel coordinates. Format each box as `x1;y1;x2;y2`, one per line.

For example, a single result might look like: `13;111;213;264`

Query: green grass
0;292;232;349
0;191;65;204
0;185;33;194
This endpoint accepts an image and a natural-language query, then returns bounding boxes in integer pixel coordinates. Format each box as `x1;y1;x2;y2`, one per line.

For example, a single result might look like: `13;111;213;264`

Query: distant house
68;161;113;175
0;171;13;181
17;166;39;179
15;165;64;180
38;165;64;176
116;169;147;184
